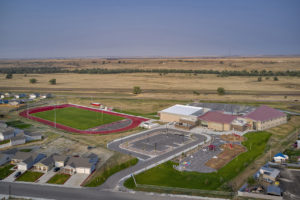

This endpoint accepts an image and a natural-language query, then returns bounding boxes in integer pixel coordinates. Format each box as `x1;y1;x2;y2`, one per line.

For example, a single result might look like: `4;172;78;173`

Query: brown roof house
244;105;287;130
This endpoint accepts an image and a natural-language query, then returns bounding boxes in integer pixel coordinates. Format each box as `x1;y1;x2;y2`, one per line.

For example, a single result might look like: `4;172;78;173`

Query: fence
135;183;235;197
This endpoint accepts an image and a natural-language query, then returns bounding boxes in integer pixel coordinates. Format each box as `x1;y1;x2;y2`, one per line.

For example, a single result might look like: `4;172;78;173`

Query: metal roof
160;104;204;116
245;105;286;121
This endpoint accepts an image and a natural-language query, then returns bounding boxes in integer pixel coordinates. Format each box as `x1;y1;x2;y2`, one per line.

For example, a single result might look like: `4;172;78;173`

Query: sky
0;0;300;59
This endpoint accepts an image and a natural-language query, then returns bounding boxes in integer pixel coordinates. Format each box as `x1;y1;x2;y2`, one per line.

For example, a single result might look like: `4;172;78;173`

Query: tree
29;78;37;84
274;76;279;81
133;86;142;94
257;77;262;82
49;78;56;85
5;74;12;79
217;87;225;95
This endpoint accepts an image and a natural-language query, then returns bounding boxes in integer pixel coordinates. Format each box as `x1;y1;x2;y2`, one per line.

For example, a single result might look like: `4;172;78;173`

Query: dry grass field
1;57;300;71
220;134;245;142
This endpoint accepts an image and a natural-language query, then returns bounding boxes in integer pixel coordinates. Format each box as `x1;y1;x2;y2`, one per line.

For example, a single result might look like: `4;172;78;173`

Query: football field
31;106;125;130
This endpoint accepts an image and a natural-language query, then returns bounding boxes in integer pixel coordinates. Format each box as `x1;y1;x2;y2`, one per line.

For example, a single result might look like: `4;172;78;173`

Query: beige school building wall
206;121;231;131
159;112;195;123
245;115;287;131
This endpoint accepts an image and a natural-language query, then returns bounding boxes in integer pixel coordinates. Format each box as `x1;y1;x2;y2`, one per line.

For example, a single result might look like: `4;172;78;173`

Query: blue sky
0;0;300;58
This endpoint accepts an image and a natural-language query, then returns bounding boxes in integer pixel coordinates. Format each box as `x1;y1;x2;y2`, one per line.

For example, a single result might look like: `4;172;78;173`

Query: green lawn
31;107;125;130
16;171;44;182
19;148;32;152
124;131;271;191
0;164;14;180
47;173;70;184
85;158;138;187
6;120;31;129
0;139;10;145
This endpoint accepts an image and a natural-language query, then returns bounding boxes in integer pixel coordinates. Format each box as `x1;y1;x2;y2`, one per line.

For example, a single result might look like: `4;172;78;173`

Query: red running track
19;104;149;134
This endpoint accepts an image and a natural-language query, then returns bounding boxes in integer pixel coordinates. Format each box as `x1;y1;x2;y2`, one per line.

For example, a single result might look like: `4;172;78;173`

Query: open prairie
1;57;300;71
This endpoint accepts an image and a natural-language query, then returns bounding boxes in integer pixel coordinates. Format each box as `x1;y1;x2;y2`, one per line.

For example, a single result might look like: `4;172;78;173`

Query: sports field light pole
54;100;57;129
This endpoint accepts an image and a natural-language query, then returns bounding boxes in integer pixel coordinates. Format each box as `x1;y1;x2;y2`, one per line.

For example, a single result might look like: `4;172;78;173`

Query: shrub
29;78;37;84
133;86;142;94
5;74;12;79
257;77;262;82
274;76;279;81
217;87;225;95
49;78;56;85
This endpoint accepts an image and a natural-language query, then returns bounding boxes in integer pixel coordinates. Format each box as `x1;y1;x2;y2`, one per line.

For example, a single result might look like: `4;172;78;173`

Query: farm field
124;131;271;191
31;106;124;130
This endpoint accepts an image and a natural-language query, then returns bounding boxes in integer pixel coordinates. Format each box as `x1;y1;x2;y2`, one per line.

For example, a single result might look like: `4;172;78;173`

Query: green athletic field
31;107;125;130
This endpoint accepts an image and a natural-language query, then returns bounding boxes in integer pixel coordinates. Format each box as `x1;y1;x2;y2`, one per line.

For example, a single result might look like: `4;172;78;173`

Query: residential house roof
65;157;93;168
244;105;286;122
198;111;237;124
260;166;280;179
267;185;282;196
274;153;288;159
37;156;55;167
0;128;14;136
10;135;26;142
53;155;68;162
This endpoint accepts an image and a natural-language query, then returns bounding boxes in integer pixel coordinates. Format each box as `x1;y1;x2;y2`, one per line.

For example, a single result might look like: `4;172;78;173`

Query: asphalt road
0;182;204;200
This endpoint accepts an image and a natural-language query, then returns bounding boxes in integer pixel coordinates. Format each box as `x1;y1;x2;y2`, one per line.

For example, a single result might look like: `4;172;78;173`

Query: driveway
64;173;89;188
36;170;56;184
3;169;24;182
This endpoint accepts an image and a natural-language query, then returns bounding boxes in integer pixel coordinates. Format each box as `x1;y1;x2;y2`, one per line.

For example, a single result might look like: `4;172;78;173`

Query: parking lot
120;129;194;158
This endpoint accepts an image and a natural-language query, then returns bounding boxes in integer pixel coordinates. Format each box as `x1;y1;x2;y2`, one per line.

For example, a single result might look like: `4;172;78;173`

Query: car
14;171;22;178
53;167;60;172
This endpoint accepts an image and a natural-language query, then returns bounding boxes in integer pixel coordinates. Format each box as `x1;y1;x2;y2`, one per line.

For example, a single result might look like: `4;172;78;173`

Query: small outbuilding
273;153;289;163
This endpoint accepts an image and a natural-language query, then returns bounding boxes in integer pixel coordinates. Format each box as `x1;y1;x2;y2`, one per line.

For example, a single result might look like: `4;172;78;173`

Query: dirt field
205;144;246;170
220;134;245;142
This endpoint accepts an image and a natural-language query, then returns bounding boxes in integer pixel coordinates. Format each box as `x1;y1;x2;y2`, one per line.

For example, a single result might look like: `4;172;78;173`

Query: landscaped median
85;157;138;187
47;173;70;184
124;131;271;192
16;171;44;182
0;164;14;180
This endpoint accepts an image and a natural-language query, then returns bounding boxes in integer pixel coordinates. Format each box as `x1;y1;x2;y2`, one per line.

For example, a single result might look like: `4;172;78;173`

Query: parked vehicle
53;167;60;172
14;171;22;178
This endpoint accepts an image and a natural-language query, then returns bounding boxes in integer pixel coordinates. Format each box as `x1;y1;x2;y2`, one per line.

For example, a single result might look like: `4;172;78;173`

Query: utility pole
54;100;57;128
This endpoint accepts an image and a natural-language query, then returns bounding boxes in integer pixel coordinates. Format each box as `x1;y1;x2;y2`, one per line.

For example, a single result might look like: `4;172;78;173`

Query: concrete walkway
64;173;89;188
37;171;55;184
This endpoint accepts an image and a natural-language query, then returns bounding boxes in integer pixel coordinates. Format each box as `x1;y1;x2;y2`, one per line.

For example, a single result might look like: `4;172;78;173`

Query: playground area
220;133;245;142
120;129;195;157
205;143;246;170
176;134;246;173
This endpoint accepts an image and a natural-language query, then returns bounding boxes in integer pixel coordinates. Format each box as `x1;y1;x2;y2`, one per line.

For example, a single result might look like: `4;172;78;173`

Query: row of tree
1;67;300;77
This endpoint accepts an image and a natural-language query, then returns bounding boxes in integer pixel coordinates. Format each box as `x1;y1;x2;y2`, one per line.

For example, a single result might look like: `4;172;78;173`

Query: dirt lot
205;143;246;170
220;134;245;142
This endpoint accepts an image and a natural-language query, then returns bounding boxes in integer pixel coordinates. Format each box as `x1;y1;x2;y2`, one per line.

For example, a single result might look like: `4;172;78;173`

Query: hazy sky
0;0;300;58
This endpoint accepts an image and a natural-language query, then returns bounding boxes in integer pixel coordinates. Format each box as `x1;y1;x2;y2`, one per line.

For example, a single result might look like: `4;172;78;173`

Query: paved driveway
36;170;56;184
64;173;89;188
3;169;24;182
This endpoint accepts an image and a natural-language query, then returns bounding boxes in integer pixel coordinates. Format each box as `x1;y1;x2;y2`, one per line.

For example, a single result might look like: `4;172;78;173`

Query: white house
40;94;52;99
0;153;11;166
12;152;46;171
10;135;26;146
62;157;95;175
273;153;289;163
0;128;15;141
29;93;40;99
24;132;43;141
15;94;26;99
53;155;69;167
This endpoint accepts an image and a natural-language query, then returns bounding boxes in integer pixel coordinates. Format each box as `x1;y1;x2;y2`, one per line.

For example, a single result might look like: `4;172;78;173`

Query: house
11;152;46;170
29;93;40;99
273;153;289;163
40;94;52;99
198;111;237;131
10;135;26;146
33;156;55;172
62;157;96;175
53;155;69;167
0;122;8;129
4;92;12;97
0;153;11;166
24;131;43;141
259;166;280;183
244;105;287;131
15;94;26;99
296;140;300;149
0;128;15;141
9;100;19;106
